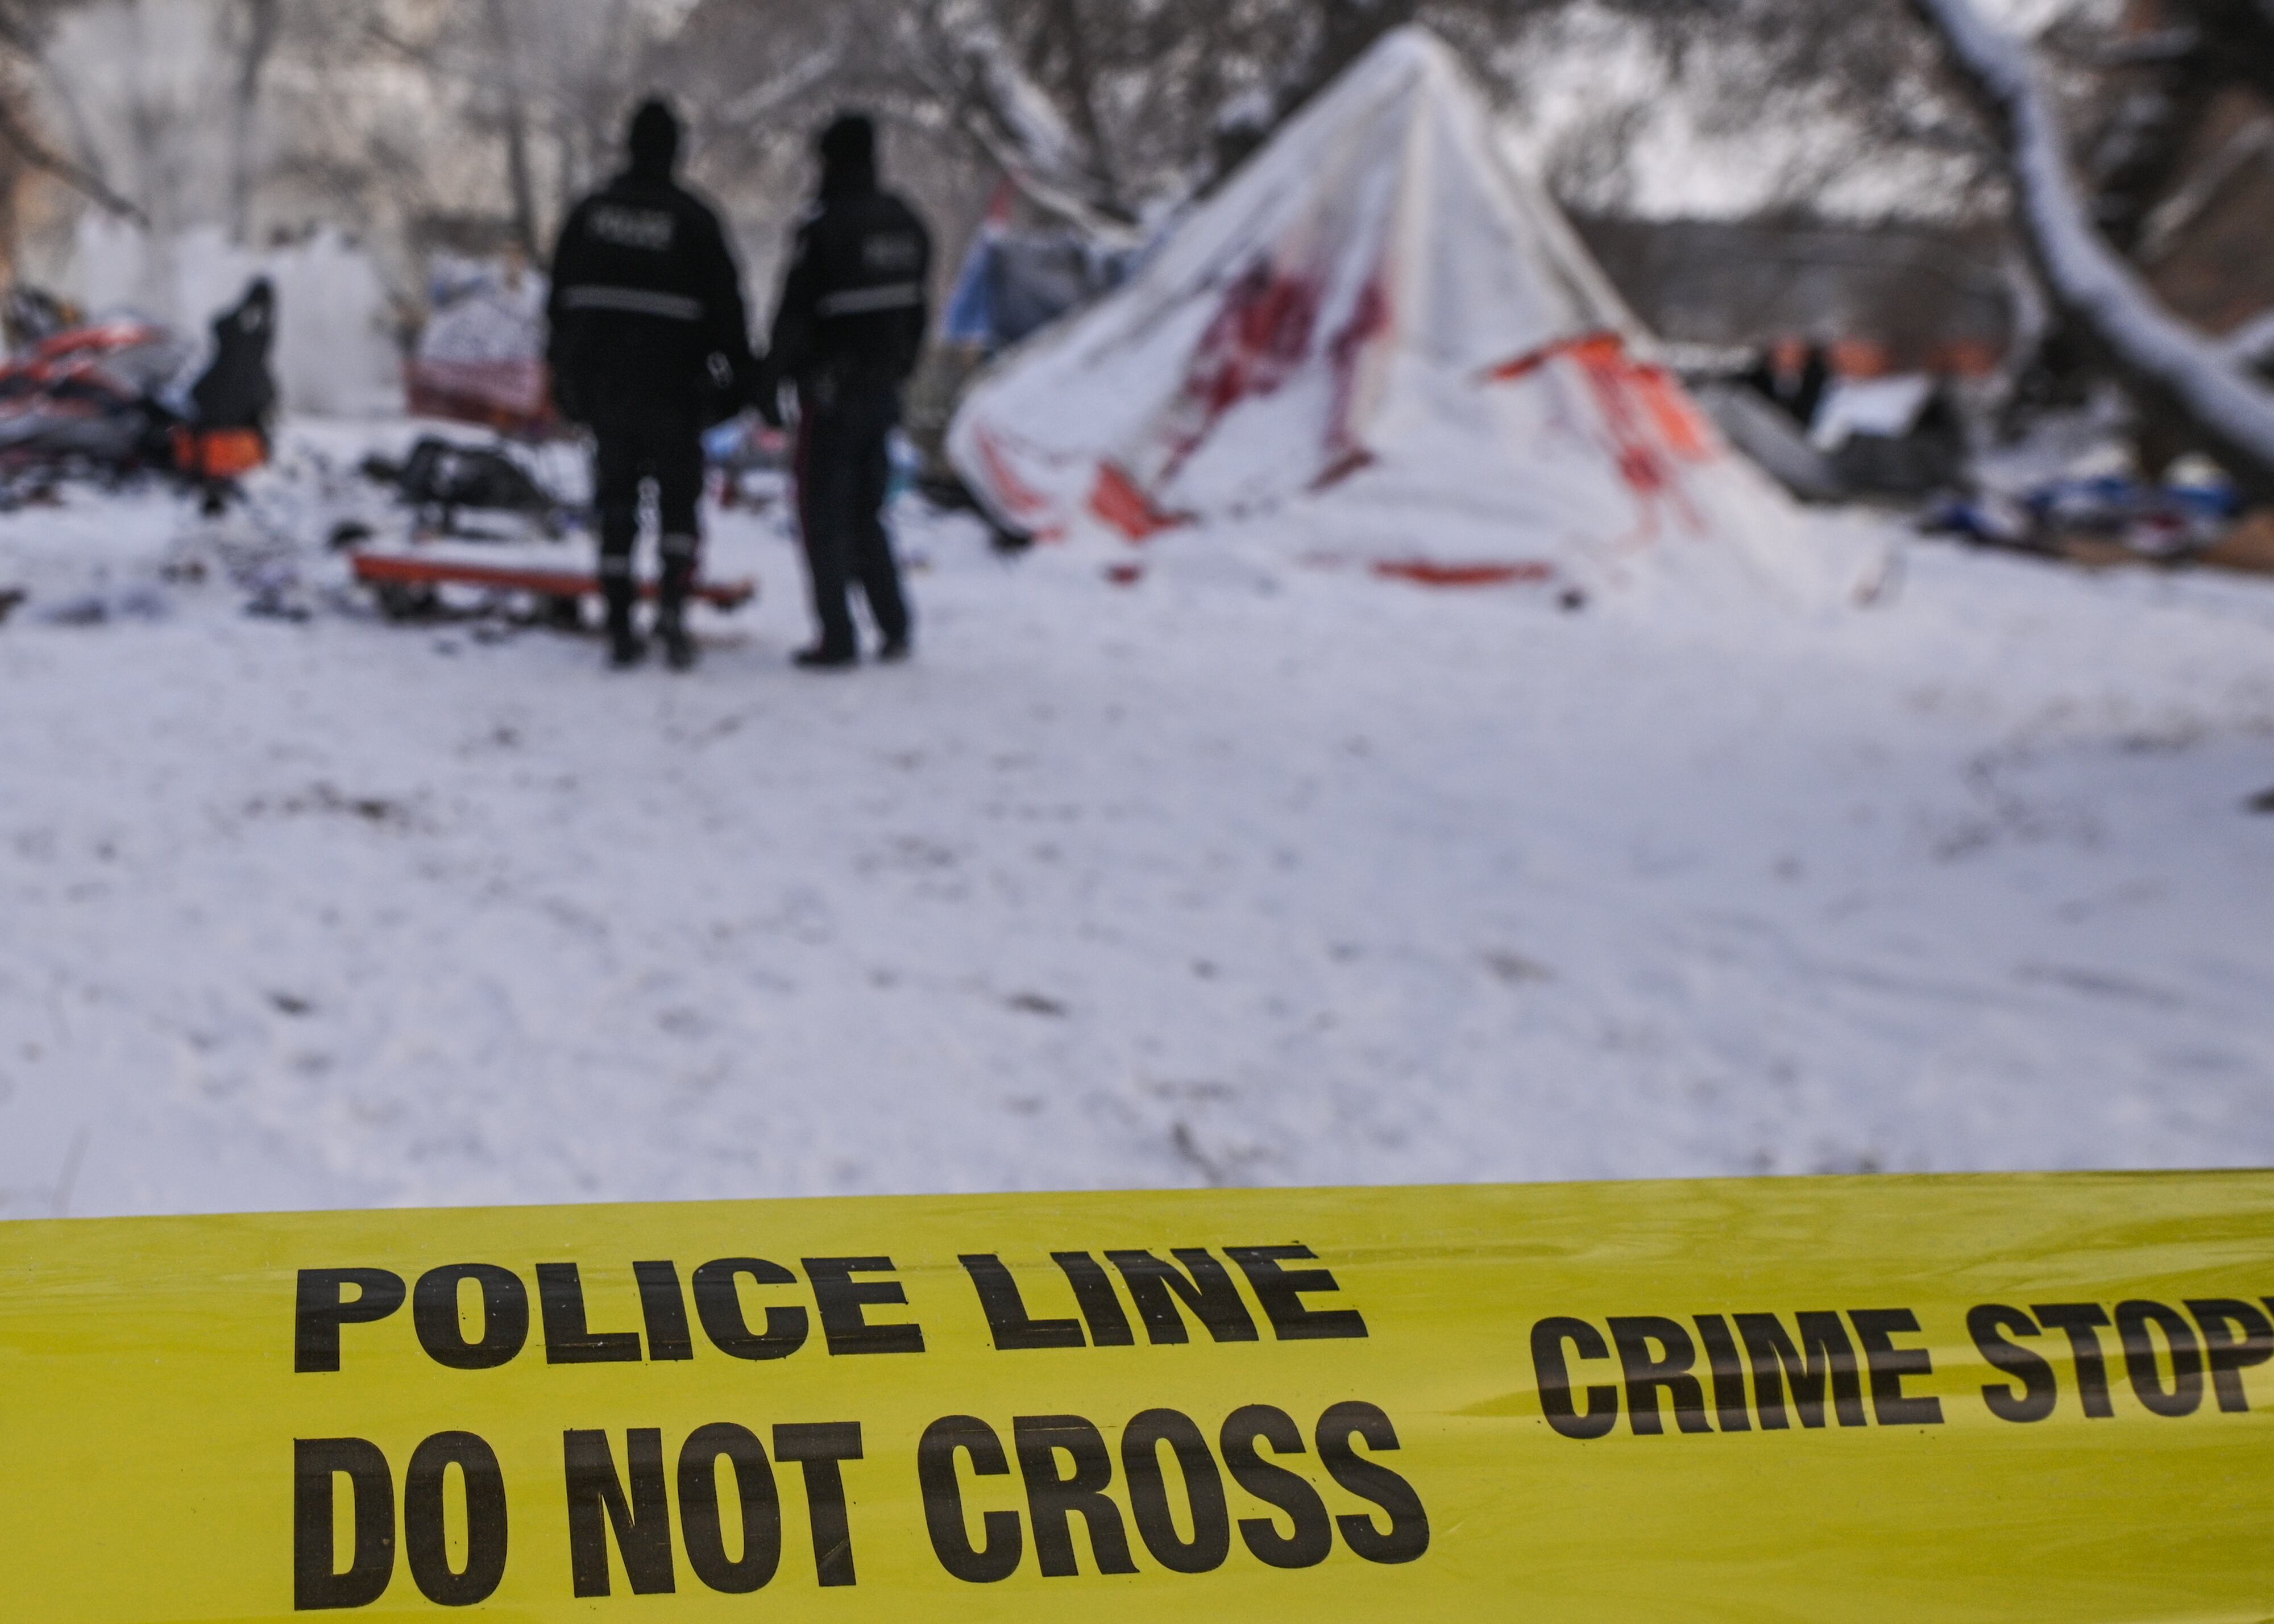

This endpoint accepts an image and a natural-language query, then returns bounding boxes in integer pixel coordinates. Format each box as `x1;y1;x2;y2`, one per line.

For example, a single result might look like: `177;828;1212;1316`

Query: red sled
351;550;756;612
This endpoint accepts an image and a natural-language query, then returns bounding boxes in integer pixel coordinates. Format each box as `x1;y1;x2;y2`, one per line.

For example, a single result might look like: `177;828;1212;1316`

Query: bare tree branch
0;81;143;223
1911;0;2274;495
229;0;283;242
483;0;541;257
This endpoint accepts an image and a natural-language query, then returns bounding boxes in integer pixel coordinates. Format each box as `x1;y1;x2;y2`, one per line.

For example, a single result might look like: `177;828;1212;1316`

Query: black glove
548;369;586;427
699;353;742;429
750;357;785;430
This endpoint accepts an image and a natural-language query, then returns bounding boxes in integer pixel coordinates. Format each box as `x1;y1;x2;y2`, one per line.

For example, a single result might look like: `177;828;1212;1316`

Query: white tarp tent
948;26;1868;599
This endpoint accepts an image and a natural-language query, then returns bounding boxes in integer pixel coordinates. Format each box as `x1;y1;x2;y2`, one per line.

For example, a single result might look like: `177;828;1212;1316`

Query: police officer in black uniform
548;98;754;670
756;113;932;669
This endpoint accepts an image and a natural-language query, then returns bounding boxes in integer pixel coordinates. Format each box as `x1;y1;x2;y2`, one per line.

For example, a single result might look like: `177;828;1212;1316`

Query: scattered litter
251;783;417;827
1924;468;2243;567
37;583;168;625
1482;950;1554;985
0;585;23;625
362;435;568;537
243;587;312;623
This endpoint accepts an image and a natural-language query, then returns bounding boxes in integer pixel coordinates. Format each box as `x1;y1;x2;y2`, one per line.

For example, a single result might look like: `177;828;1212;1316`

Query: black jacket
763;175;932;396
547;166;754;425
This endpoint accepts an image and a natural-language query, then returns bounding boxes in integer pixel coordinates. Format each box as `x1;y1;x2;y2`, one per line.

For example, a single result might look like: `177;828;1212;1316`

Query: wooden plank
351;550;756;609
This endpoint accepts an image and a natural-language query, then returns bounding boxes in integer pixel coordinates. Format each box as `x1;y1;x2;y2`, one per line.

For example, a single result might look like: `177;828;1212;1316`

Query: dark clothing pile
387;436;560;521
189;282;277;435
761;118;932;662
1743;344;1829;432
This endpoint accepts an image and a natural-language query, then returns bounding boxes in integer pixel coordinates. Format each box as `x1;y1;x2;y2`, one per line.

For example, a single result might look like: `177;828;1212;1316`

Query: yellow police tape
2;1172;2271;1619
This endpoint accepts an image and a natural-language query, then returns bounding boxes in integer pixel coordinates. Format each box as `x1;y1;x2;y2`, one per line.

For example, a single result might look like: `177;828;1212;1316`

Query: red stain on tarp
1486;333;1709;535
1323;276;1391;468
1629;365;1713;461
1104;562;1146;586
1372;558;1555;588
1088;461;1186;540
1161;259;1321;479
1312;447;1377;490
985;261;1398;533
972;425;1053;525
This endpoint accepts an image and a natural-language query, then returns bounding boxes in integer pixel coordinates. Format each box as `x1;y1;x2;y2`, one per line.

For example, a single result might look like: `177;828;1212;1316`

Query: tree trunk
484;0;541;259
0;92;143;224
1203;0;1420;193
230;0;283;244
1910;0;2274;497
1039;0;1121;214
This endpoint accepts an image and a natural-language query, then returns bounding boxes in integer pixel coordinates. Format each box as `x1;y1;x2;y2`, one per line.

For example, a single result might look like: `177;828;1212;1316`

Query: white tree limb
719;42;841;125
2222;309;2274;369
1914;0;2274;492
904;0;1134;239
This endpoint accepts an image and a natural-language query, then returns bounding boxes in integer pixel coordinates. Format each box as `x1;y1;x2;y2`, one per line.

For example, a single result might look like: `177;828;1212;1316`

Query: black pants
796;378;909;654
592;413;703;614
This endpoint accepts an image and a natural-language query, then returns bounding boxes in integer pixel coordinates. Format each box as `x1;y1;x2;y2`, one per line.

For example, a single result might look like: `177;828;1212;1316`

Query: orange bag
172;426;267;480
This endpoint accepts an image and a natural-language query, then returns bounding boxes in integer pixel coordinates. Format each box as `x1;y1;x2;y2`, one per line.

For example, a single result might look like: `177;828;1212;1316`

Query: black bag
395;437;555;514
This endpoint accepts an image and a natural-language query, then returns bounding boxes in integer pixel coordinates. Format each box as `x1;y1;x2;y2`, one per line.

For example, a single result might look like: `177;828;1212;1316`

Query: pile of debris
0;321;190;495
405;257;555;437
1924;452;2263;573
343;433;753;624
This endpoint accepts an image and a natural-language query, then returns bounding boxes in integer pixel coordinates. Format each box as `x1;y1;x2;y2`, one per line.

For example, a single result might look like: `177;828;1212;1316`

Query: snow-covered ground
2;417;2271;1219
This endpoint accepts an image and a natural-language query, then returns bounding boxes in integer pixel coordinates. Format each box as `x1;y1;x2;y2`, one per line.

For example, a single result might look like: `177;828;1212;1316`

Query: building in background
1573;214;2015;379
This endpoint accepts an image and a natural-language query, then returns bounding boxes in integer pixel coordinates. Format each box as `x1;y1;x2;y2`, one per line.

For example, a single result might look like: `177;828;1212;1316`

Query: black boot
602;579;646;669
657;602;696;671
658;546;697;671
792;642;858;670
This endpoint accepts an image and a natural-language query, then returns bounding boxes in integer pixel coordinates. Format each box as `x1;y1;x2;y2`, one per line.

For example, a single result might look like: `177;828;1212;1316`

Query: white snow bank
66;217;401;416
0;418;2271;1217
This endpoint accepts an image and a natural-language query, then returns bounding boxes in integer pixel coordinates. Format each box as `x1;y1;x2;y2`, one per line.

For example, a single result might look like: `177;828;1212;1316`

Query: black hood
817;112;876;199
628;98;680;183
